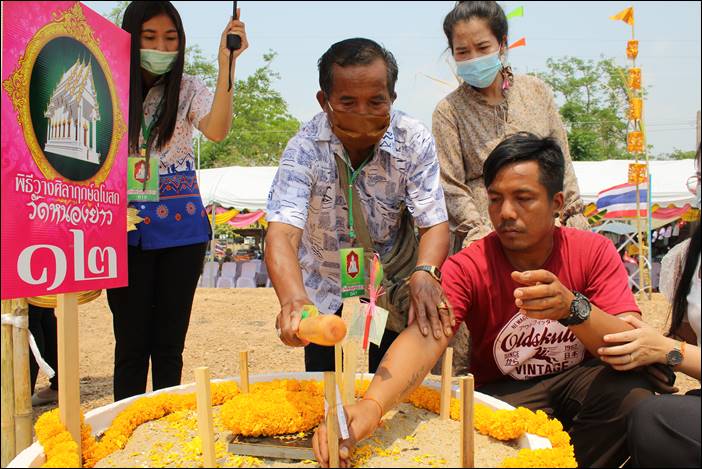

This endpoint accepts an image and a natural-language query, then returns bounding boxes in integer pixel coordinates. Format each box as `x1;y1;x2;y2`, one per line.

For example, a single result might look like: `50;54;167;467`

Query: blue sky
84;1;701;156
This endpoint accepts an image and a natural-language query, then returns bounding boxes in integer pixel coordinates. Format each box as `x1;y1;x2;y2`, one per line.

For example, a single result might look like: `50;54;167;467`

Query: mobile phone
226;1;241;51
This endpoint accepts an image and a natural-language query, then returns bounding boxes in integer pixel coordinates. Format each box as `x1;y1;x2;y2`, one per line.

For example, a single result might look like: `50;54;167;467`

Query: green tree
184;44;217;89
199;51;300;167
105;0;130;26
533;56;634;161
666;148;697;160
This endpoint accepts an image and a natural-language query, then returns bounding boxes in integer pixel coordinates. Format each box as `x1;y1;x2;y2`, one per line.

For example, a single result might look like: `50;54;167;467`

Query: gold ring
437;301;448;310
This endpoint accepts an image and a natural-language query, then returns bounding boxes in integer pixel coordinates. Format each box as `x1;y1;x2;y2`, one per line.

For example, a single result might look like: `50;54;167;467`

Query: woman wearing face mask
433;1;589;254
599;145;701;468
106;1;248;401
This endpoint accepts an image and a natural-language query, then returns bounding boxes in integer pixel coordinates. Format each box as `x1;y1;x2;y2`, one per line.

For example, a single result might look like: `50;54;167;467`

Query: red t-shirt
442;227;639;388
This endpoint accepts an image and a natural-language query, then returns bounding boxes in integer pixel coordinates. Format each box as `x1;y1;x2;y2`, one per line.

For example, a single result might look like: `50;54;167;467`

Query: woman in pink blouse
106;1;248;401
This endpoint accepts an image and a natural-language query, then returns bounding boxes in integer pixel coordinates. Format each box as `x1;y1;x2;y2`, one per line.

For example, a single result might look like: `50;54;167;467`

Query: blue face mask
455;50;503;89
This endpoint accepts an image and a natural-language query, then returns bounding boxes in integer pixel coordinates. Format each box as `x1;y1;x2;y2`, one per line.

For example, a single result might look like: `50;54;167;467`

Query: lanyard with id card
339;153;370;299
127;105;161;202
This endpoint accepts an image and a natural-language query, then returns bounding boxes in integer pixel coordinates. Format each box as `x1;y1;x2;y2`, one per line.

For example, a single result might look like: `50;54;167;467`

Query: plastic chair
203;261;219;278
216;277;235;288
236;277;256;288
221;262;238;281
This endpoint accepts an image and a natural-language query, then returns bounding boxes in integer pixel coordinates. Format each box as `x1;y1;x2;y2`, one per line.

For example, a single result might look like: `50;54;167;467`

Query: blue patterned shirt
267;111;448;314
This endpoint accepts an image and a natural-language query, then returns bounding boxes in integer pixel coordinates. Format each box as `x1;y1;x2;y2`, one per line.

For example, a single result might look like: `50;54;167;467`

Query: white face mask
140;49;178;75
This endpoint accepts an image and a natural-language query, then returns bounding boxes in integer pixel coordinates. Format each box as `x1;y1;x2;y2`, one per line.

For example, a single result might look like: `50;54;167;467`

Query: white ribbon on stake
324;384;350;441
1;313;56;379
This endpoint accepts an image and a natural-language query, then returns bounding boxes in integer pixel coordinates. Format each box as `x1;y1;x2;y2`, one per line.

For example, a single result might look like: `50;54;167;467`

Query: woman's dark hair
443;1;508;52
669;144;702;336
318;38;398;99
122;1;185;153
483;132;565;197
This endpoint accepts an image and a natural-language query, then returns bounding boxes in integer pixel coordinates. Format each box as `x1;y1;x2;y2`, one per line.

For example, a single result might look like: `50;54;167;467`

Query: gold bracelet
361;395;384;427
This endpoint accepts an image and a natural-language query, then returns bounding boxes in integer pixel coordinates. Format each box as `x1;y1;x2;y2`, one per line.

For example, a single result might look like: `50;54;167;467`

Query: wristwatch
558;291;592;326
412;265;442;283
665;342;684;367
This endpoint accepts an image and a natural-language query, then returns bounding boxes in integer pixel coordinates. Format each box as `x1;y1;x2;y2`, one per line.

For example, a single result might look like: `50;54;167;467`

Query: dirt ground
32;289;698;426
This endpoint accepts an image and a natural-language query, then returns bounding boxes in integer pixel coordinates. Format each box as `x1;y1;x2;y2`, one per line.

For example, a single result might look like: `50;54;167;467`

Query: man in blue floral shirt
265;38;452;371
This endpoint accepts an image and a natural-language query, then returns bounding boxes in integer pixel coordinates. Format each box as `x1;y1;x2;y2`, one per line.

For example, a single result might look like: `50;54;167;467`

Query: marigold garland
34;381;240;468
220;380;324;437
34;378;575;468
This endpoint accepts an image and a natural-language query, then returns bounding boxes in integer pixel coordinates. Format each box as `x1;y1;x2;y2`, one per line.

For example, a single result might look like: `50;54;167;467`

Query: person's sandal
31;387;58;406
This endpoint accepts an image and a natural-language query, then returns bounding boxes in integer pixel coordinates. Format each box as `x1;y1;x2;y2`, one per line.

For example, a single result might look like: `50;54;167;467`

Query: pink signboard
1;1;130;298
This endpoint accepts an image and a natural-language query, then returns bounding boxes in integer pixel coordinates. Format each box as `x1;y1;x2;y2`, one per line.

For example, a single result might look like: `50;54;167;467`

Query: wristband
362;396;384;427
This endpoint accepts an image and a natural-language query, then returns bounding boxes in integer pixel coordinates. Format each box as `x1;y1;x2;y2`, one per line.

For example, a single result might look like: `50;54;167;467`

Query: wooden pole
334;343;343;397
239;351;249;393
12;298;32;456
324;372;340;468
342;341;357;406
1;300;17;467
56;293;81;463
440;347;453;420
460;375;475;468
194;367;217;468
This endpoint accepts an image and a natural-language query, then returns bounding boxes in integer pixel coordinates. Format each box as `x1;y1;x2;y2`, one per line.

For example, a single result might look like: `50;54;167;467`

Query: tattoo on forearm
376;365;392;381
398;366;429;402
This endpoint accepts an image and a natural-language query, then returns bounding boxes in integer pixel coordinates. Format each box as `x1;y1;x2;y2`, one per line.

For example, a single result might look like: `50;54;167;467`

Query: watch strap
412;265;441;283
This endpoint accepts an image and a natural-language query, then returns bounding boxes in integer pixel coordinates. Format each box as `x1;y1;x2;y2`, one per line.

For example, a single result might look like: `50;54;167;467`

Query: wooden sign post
57;293;82;463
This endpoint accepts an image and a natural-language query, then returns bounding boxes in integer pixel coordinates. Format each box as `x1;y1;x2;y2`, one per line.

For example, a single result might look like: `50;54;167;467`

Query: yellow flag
610;7;634;26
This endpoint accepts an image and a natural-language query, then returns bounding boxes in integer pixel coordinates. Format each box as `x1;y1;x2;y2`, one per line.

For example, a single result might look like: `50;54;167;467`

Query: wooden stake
195;367;217;468
12;298;32;456
324;372;340;468
460;375;475;468
334;343;343;397
1;300;17;467
342;341;357;406
440;347;453;420
239;351;249;393
57;293;81;464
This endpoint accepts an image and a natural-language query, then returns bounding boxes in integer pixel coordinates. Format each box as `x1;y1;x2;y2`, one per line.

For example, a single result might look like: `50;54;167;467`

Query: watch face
666;350;683;367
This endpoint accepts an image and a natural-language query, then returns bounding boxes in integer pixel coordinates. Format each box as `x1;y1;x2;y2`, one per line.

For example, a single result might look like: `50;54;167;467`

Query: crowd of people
28;1;699;468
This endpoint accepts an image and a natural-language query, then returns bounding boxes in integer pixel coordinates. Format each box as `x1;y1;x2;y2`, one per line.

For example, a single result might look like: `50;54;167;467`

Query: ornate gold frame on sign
27;290;101;308
2;2;126;186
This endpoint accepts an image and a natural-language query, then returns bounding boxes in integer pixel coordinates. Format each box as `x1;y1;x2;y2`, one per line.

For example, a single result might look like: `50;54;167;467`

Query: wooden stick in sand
239;350;249;393
334;343;343;397
460;374;475;468
195;367;217;468
342;340;358;406
440;347;453;420
324;371;340;468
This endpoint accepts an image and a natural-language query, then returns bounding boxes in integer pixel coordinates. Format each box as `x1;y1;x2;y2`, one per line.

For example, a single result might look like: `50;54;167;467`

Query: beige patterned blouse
432;74;589;251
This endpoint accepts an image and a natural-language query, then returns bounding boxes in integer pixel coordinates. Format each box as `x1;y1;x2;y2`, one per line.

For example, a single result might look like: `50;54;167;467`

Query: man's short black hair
318;38;398;99
483;132;565;197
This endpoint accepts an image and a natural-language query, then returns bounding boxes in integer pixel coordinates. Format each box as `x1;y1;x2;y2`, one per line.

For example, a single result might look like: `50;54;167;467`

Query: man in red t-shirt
313;132;656;468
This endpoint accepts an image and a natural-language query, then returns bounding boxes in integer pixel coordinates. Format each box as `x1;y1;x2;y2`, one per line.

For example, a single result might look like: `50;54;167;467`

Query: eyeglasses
687;173;701;195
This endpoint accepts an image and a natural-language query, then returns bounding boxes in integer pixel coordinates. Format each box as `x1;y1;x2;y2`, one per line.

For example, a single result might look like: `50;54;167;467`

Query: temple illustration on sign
43;57;101;164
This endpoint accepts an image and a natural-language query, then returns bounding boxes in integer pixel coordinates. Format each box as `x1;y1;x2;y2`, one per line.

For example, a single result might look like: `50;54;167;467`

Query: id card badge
127;155;159;202
340;247;365;298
